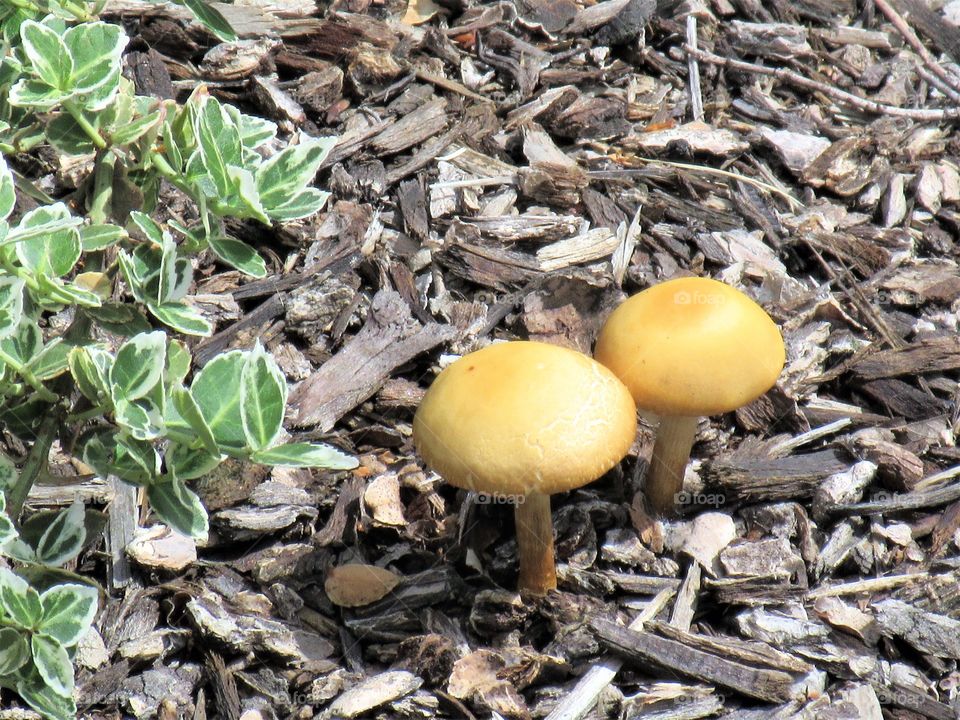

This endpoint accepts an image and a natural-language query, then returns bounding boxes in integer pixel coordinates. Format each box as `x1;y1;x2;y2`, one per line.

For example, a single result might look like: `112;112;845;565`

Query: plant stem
88;150;116;224
0;348;56;403
514;491;556;595
646;415;699;517
63;101;107;151
5;414;57;525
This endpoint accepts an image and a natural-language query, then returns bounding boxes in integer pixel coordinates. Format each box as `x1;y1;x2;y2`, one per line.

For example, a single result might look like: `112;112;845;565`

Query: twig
685;16;704;122
592;160;803;209
686;44;960;121
806;573;927;599
873;0;960;96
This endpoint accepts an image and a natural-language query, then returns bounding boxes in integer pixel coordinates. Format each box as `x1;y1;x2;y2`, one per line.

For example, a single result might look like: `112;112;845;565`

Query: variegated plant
0;4;351;718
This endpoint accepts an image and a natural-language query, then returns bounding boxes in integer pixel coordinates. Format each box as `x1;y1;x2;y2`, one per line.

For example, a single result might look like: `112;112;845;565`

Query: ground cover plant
0;3;354;717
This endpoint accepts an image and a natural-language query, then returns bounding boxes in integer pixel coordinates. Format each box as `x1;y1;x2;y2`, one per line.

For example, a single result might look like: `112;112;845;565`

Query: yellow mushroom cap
595;277;785;417
413;341;637;496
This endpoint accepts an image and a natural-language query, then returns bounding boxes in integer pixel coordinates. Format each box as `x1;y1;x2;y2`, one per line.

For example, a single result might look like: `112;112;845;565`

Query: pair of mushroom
414;277;785;595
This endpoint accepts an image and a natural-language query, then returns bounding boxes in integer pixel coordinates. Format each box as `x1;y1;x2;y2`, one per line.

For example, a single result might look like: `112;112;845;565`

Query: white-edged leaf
35;500;86;567
149;301;214;336
5;202;82;246
252;442;359;469
0;628;29;674
31;633;73;696
190;351;246;452
0;567;41;628
170;387;219;455
68;345;113;405
38;582;99;646
208;234;267;278
7;79;64;109
182;0;237;41
196;96;241;197
264;187;331;222
20;20;72;90
147;476;209;541
62;21;127;95
114;397;164;441
166;443;222;481
240;342;286;451
15;674;77;720
0;157;15;220
109;331;166;401
0;276;24;339
80;223;126;250
256;137;336;210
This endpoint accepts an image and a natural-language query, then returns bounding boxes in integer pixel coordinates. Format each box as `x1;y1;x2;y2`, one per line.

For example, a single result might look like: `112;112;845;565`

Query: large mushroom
413;341;637;595
595;277;785;516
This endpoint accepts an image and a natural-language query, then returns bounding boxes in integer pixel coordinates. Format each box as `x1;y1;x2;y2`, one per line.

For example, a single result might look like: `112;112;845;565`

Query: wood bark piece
850;336;960;380
291;290;455;429
592;619;814;703
701;449;849;503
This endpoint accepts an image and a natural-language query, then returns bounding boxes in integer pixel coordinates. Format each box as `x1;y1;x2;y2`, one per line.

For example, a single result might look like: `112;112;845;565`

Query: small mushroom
413;341;636;595
595;277;785;516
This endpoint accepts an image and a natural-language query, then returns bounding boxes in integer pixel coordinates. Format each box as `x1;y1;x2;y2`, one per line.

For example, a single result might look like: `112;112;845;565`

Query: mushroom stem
514;491;556;594
646;415;699;516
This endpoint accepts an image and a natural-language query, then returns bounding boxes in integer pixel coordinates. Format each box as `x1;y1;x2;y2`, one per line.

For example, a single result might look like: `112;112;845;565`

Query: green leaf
38;582;98;646
26;339;70;380
0;157;15;220
16;222;81;277
158;234;192;304
0;452;18;490
0;493;17;546
240;342;286;452
2;317;42;364
256;137;336;213
31;633;73;696
20;20;73;90
110;331;166;402
147;476;209;540
225;104;276;149
109;103;164;146
16;672;77;720
5;203;82;247
0;275;25;339
170;386;219;455
129;210;165;245
62;21;127;95
35;273;102;308
114;397;164;440
190;351;246;453
35;500;86;568
208;234;267;278
227;165;269;223
196;96;241;197
149;301;213;336
46;112;96;155
87;303;153;337
264;187;331;222
0;627;29;674
80;223;126;251
7;80;64;109
68;345;112;405
166;443;222;481
82;430;158;485
252;442;358;469
180;0;238;41
0;567;41;628
165;340;191;386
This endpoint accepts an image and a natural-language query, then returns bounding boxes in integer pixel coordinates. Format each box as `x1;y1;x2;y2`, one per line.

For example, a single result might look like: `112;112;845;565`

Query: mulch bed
9;0;960;718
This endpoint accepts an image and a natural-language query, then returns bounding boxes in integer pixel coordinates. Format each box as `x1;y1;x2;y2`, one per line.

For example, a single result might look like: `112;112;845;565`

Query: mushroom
595;277;785;516
413;341;637;594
